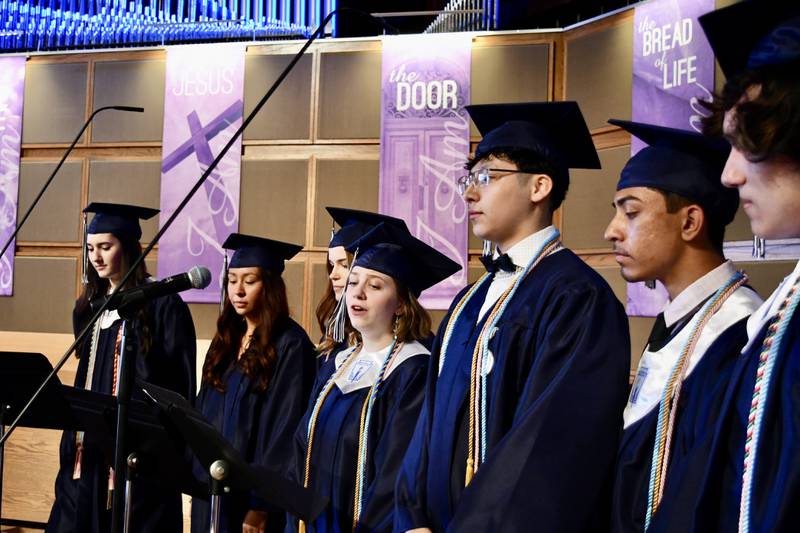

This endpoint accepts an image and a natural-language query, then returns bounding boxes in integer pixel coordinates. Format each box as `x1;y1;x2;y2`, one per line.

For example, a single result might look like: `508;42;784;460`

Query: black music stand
140;381;327;533
0;352;108;526
0;352;198;532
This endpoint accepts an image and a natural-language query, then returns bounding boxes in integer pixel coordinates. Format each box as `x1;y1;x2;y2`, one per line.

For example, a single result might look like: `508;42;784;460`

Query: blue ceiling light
0;0;338;52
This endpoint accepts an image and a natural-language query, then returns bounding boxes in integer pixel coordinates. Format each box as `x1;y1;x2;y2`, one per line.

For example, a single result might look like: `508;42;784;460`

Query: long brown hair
316;252;355;358
203;268;289;393
347;280;431;346
74;232;152;356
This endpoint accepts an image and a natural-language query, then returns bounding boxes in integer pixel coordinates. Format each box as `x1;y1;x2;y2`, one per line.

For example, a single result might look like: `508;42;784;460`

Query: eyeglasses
455;168;532;195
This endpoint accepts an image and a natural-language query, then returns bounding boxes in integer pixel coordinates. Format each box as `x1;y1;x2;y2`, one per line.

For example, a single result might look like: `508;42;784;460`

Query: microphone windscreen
189;266;213;289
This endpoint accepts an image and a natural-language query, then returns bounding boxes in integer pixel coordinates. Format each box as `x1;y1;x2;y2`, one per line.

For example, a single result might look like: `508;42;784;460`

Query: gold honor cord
351;343;403;531
465;238;562;486
644;271;748;529
299;342;402;533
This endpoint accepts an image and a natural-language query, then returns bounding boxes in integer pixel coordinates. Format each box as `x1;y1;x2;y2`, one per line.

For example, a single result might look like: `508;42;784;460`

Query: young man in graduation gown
604;120;762;533
394;102;631;533
647;4;800;532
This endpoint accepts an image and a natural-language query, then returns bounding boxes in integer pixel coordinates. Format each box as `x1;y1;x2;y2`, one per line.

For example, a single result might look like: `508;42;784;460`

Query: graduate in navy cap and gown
286;222;460;533
647;4;800;532
190;233;317;533
316;208;410;366
604;121;762;533
394;102;631;533
47;202;197;533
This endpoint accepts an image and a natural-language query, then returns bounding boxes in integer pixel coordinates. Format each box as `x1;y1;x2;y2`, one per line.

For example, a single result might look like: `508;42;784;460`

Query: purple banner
628;0;715;316
159;43;244;303
0;57;25;297
379;35;471;309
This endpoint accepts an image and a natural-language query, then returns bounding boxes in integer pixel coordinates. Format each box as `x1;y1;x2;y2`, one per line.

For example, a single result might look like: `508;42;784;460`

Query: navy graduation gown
286;343;430;533
649;308;800;533
612;317;750;533
191;318;316;533
395;249;631;532
47;294;197;533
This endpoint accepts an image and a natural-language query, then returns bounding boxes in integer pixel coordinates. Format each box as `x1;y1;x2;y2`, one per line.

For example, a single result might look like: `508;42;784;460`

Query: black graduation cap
83;202;159;241
221;233;302;275
326;207;409;249
464;101;601;169
345;222;461;296
610;119;739;226
699;1;800;79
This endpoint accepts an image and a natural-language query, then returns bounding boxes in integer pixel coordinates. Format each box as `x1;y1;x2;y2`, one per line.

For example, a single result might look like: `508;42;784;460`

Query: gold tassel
298;520;306;533
464;458;474;486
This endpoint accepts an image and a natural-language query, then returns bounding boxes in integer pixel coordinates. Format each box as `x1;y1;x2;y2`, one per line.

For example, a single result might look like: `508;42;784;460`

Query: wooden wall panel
189;302;220;340
566;21;633;131
243;54;313;141
313;160;380;247
563;145;629;249
18;161;83;243
471;44;550;104
470;43;550;136
726;205;753;242
317;51;381;140
239;159;309;245
284;261;305;324
0;257;77;333
596;265;627;306
736;260;795;298
88;160;162;242
91;59;166;143
23;62;89;144
309;261;329;340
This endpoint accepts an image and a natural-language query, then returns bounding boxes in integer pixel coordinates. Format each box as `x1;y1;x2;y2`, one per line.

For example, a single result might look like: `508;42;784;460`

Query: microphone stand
0;106;145;260
0;9;393;533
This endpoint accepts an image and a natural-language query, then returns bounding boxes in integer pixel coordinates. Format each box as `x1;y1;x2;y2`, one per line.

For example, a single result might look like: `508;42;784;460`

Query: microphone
0;105;146;260
91;265;212;315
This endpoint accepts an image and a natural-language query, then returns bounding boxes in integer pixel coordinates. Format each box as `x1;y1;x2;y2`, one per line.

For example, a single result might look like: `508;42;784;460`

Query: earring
392;315;399;339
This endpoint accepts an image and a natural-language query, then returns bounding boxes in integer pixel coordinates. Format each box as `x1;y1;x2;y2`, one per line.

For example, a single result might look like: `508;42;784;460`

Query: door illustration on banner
379;34;471;310
380;122;468;310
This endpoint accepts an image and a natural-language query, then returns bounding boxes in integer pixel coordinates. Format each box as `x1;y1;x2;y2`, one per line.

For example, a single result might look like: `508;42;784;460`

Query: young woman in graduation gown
647;7;800;533
316;208;412;368
190;233;317;533
46;203;197;533
286;222;459;533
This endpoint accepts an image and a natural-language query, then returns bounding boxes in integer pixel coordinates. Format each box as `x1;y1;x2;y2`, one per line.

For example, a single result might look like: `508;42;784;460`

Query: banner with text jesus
627;0;715;316
159;43;244;303
379;34;471;309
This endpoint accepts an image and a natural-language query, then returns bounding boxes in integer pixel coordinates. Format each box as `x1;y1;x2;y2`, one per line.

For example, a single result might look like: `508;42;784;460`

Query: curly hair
203;268;289;393
701;62;800;163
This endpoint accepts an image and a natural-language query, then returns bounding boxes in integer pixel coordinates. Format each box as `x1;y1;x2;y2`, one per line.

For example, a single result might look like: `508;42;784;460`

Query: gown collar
334;340;429;394
663;260;738;327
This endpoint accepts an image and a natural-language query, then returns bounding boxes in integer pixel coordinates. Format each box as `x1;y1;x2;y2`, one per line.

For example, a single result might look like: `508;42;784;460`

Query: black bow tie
480;253;517;274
